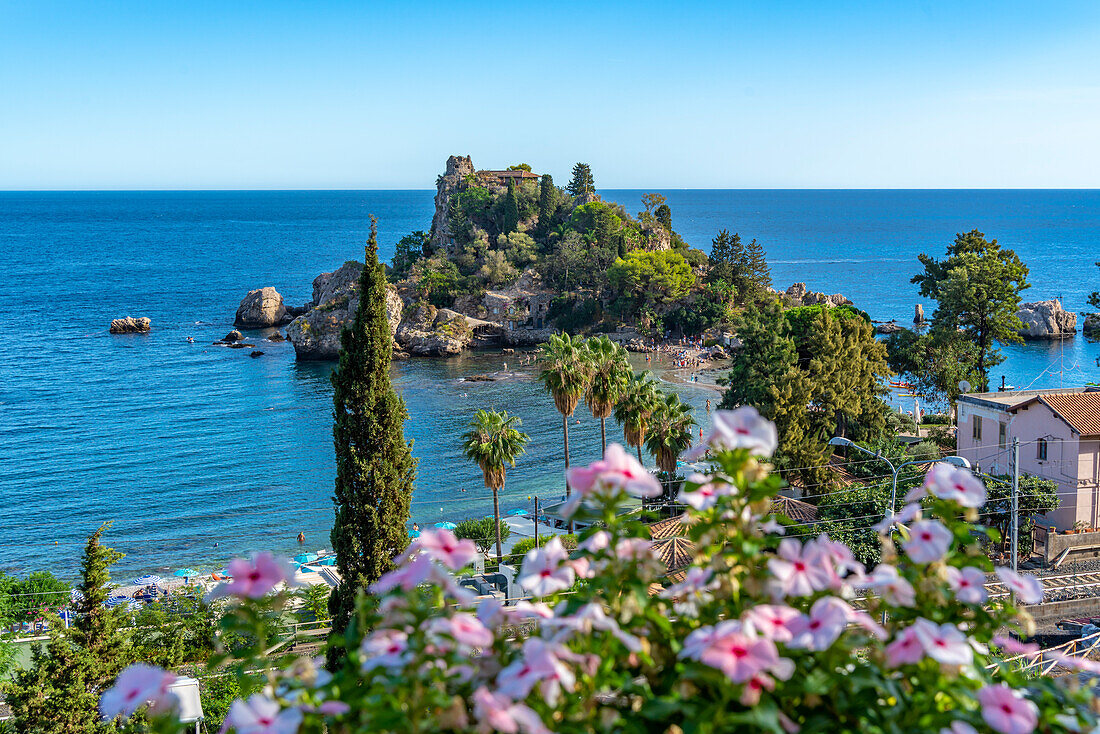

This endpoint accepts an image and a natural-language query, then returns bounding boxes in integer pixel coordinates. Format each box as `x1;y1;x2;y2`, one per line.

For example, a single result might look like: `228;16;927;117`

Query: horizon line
3;186;1100;193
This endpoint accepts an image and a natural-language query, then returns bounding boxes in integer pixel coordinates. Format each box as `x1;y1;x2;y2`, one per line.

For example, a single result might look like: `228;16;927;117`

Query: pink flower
99;664;177;721
472;686;551;734
312;701;351;716
743;604;802;644
806;535;864;579
901;519;953;564
497;638;577;706
856;564;916;607
685;407;778;460
563;443;662;517
221;695;303;734
544;602;642;652
660;567;719;618
991;635;1040;659
677;473;735;511
359;629;409;673
977;684;1038;734
885;624;925;667
788;597;851;651
690;620;783;684
912;618;973;666
940;723;978;734
995;567;1044;604
760;517;786;535
614;538;654;561
945;566;988;604
371;553;432;593
578;530;610;553
208;553;293;600
518;537;575;596
428;612;493;650
400;528;479;570
873;502;921;533
768;539;832;597
778;712;800;733
909;463;987;509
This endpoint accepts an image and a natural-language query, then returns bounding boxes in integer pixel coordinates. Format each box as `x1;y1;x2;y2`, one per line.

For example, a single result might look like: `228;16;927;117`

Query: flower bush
105;408;1100;733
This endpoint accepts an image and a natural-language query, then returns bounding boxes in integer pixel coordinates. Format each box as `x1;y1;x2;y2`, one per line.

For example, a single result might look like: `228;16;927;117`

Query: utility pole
533;496;540;549
1011;437;1020;572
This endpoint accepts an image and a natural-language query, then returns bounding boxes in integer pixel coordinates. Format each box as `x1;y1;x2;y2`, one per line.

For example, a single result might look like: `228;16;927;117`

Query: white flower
685;406;778;460
518;537;575;596
995;567;1044;604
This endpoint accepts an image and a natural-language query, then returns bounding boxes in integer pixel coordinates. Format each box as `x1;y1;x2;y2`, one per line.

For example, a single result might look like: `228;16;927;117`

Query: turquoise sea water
1;190;1097;577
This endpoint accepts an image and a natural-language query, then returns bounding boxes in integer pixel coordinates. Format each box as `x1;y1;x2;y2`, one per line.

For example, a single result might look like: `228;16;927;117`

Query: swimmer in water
297;532;305;543
186;336;194;343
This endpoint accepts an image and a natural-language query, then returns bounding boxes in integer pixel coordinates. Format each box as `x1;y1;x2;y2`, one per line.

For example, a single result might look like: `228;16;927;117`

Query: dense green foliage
982;474;1060;558
4;524;131;733
607;249;695;315
328;218;417;656
0;571;70;629
884;327;981;405
388;230;429;278
566;162;595;197
912;229;1030;391
720;301;892;492
453;518;512;555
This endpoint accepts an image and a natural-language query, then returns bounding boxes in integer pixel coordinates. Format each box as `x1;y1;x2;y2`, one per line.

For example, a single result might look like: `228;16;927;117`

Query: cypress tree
537;174;556;229
328;217;416;652
5;523;131;733
502;179;520;234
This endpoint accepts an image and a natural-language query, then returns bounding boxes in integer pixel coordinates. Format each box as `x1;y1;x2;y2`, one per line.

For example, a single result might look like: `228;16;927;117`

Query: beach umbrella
408;529;420;539
294;553;318;564
127;600;144;611
317;556;336;566
173;568;198;578
129;574;164;587
69;588;84;603
105;595;129;608
508;509;528;516
435;521;457;530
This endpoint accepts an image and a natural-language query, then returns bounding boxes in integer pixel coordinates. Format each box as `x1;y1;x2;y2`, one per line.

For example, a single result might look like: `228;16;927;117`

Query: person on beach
705;399;711;414
413;523;420;532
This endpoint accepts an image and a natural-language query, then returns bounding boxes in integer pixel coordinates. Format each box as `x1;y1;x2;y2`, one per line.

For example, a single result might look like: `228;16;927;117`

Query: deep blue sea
1;190;1097;578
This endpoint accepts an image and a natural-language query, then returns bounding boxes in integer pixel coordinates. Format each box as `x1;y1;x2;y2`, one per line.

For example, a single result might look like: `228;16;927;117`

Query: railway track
985;570;1100;601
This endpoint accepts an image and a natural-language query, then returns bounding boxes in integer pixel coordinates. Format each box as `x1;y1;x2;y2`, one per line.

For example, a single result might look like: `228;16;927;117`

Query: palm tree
584;336;632;457
538;333;592;531
614;371;661;463
461;409;530;562
644;392;696;497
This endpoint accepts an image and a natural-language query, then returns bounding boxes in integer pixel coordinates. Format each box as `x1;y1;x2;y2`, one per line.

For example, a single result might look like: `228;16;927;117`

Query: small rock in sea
227;342;255;349
464;374;496;382
109;316;151;334
222;330;243;343
501;348;515;355
267;332;286;342
250;350;264;358
875;321;903;334
235;287;290;328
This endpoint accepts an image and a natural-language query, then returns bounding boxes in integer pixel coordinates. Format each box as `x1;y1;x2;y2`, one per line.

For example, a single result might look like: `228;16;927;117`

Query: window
999;423;1006;450
1037;438;1048;461
972;416;982;441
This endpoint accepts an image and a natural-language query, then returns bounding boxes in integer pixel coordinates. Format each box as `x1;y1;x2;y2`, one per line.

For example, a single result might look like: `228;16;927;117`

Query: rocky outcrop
875;321;903;335
235;287;289;328
783;283;852;308
429;155;475;251
396;305;477;357
109;317;151;334
914;304;925;324
285;261;404;360
1017;300;1077;340
1084;313;1100;337
222;330;243;343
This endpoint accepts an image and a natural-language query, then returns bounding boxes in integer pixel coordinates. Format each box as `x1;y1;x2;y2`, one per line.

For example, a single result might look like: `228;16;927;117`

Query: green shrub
454;518;511;554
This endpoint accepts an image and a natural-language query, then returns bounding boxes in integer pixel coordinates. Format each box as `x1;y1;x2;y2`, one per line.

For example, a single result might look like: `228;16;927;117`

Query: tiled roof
648;514;690;540
1039;393;1100;437
771;495;819;524
652;536;695;574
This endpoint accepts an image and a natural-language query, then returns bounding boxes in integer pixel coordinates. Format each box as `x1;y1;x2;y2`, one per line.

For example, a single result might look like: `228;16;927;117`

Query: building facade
956;387;1100;530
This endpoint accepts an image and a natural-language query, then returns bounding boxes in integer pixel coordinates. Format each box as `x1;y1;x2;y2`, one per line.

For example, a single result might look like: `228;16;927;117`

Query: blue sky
2;1;1100;189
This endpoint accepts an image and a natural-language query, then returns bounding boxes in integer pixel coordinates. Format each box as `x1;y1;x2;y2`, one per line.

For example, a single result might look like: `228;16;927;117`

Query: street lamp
827;437;971;522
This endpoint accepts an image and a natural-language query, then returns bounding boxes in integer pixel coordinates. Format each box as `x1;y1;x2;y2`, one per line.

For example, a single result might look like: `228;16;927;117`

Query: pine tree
4;523;131;733
537;174;559;234
745;238;772;292
328;217;417;655
654;204;672;231
706;229;744;290
566;163;595;197
502;179;520;234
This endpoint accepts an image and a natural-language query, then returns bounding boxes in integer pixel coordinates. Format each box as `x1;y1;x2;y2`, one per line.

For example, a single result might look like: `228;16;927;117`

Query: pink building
956;387;1100;530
